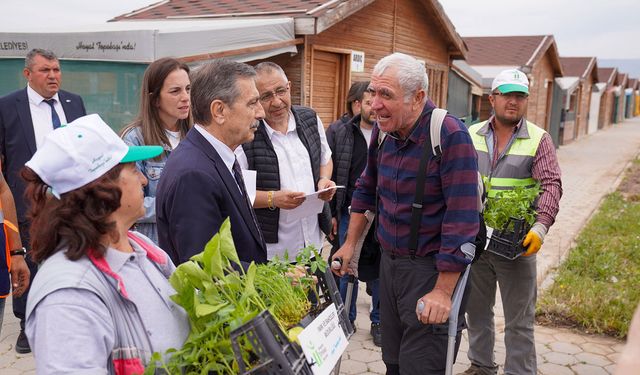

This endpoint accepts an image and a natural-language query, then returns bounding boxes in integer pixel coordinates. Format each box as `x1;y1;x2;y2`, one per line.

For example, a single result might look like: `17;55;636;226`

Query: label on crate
297;304;348;375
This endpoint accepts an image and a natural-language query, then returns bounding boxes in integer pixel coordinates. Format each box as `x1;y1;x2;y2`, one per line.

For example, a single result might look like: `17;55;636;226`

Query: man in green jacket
464;69;562;375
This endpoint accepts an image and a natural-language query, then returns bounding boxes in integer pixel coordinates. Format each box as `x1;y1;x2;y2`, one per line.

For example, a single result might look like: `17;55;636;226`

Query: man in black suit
156;59;267;266
0;48;86;353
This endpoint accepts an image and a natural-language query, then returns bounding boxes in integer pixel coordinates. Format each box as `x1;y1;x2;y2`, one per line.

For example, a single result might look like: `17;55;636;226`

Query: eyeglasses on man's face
259;85;289;103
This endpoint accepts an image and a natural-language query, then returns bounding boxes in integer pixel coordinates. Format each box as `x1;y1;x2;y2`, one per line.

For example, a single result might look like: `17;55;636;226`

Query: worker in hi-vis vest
464;69;563;375
0;160;30;335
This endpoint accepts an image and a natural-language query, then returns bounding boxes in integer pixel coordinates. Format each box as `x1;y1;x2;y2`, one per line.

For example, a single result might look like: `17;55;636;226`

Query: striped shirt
350;100;479;273
485;116;562;228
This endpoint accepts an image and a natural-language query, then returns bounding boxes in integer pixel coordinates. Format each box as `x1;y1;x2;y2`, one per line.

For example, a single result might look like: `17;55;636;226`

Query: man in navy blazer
0;48;86;353
156;59;267;266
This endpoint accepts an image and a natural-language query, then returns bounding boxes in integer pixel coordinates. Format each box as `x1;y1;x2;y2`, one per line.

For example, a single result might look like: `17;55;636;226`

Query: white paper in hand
280;186;345;223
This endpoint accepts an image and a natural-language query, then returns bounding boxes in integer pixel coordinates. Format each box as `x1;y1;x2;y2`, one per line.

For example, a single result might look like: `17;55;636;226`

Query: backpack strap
429;108;447;158
409;108;447;258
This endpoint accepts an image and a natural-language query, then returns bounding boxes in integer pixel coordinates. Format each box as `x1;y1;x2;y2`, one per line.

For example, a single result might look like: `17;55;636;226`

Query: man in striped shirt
332;52;479;375
464;69;563;375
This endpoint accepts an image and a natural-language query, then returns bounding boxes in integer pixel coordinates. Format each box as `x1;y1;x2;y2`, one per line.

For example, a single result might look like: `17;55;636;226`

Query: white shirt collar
194;124;237;171
262;110;296;139
26;84;60;105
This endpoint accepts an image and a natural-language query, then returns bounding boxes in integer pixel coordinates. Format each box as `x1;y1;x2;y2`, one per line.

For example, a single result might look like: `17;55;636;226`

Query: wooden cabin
462;35;564;145
614;73;628;124
115;0;468;127
558;57;598;142
625;78;638;119
597;67;618;129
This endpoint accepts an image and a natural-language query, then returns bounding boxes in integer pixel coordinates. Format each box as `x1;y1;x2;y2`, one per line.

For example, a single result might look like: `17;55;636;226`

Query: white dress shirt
27;85;68;149
236;112;331;259
194;124;243;194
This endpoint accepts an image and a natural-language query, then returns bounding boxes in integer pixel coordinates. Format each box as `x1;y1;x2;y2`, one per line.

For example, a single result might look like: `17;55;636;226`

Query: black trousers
380;251;468;375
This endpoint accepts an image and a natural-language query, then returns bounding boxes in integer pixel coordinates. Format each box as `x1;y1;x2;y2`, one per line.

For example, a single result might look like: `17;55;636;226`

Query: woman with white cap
22;114;189;374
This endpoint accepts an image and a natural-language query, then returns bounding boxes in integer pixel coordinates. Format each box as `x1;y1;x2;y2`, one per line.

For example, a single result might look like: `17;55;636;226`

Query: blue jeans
338;211;380;324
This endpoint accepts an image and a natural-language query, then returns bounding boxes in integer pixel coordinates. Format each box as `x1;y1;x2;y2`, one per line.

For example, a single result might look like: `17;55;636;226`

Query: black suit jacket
0;88;86;243
156;127;267;266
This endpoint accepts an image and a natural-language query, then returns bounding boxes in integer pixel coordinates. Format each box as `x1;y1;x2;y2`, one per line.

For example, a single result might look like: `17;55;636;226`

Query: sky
1;0;639;61
440;0;640;60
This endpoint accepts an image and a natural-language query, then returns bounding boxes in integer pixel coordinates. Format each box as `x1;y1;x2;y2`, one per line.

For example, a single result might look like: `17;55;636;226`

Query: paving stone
538;362;575;375
11;356;36;371
604;364;617;374
550;342;583;355
612;343;625;352
605;352;619;363
536;342;551;355
570;363;608;375
453;362;468;374
0;353;17;368
553;331;588;344
581;342;614;355
575;352;611;367
348;348;380;363
340;358;368;374
543;352;577;366
455;354;470;365
367;359;386;374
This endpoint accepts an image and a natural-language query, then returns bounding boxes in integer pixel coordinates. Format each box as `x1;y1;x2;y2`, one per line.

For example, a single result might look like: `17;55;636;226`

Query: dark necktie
232;159;263;241
43;99;61;129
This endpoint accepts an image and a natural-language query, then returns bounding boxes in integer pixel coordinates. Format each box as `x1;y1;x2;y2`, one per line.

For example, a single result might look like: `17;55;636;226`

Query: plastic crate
487;217;531;260
230;266;354;374
311;266;354;339
230;310;313;375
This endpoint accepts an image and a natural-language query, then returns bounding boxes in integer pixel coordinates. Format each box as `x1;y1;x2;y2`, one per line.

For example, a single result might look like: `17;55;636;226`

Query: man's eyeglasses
492;92;529;101
259;86;289;103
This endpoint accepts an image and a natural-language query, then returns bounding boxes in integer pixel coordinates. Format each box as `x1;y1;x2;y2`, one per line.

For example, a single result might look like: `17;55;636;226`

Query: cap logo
89;154;112;173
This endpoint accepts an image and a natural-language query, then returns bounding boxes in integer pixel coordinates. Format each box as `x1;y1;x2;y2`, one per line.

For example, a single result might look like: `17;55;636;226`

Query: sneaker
370;322;382;347
350;321;357;333
16;330;31;354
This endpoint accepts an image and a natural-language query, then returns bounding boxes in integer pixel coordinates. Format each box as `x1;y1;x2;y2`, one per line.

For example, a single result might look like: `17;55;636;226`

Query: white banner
0;31;155;62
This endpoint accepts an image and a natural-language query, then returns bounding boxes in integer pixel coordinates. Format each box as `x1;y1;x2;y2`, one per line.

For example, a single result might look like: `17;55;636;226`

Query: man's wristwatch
10;247;26;256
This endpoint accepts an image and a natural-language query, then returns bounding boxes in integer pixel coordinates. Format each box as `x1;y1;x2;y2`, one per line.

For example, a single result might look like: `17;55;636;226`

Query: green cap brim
121;145;163;163
498;84;529;94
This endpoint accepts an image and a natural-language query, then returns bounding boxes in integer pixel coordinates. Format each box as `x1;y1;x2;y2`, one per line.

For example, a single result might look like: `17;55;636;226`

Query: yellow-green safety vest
468;120;546;198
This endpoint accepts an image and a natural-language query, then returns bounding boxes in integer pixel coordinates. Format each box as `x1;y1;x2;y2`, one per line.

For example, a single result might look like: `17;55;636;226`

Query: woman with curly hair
23;114;189;374
120;57;192;244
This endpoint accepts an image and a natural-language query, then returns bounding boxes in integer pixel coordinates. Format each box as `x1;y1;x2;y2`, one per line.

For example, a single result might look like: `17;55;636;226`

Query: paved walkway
1;117;640;374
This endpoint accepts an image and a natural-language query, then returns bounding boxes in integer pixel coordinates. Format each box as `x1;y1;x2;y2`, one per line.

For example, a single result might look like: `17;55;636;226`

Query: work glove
523;222;547;256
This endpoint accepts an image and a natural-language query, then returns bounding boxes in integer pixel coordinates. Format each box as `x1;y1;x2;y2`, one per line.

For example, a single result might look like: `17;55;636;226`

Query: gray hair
372;53;429;102
190;59;257;125
254;61;288;81
25;49;58;69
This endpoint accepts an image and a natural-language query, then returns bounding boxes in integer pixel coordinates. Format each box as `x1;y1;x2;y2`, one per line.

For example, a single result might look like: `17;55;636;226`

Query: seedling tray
230;266;353;374
487;217;531;260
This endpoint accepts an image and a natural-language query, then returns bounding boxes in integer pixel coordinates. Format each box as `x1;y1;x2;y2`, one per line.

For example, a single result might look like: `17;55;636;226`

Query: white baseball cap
491;69;529;94
25;114;163;198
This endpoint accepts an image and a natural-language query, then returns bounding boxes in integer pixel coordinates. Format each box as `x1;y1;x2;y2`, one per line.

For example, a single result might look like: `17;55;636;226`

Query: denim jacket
122;127;171;244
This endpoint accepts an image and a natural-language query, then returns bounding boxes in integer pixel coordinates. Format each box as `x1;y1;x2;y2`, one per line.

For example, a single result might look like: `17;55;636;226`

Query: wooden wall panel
576;75;594;138
528;53;555;129
479;94;492;122
305;0;453;111
310;50;342;126
248;0;457;118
